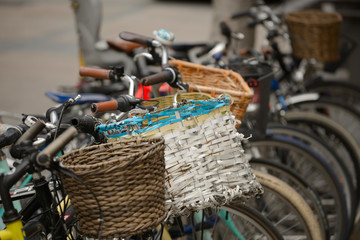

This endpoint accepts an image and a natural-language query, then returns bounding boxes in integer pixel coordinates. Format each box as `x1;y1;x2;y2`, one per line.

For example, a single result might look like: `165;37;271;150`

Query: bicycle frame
0;127;78;240
0;158;31;239
0;173;77;240
0;219;26;240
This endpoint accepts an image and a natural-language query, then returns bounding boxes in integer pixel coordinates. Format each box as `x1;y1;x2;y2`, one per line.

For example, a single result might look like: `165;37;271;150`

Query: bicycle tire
241;170;323;240
245;135;349;240
267;122;357;219
169;205;284;240
250;158;330;240
286;96;360;145
214;205;284;240
283;110;360;203
305;79;360;112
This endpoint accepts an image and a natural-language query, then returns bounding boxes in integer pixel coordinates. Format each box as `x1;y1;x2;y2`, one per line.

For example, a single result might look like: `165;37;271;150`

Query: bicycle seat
106;39;145;53
45;92;111;104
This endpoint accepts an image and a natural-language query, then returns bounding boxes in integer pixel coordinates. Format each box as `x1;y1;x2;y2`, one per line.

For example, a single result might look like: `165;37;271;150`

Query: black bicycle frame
0;158;69;239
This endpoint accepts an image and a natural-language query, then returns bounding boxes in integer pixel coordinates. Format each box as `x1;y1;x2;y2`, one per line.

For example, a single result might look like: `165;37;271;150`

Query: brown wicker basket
59;137;166;239
285;10;342;62
169;59;253;122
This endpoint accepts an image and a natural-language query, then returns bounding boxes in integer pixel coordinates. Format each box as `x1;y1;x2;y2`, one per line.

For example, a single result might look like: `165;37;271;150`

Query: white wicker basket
100;95;263;216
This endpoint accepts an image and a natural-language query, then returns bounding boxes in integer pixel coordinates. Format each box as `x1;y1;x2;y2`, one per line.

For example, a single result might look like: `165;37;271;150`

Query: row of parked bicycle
1;1;359;240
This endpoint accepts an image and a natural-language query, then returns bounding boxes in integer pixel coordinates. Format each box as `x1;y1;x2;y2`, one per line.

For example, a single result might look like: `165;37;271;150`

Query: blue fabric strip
96;95;231;138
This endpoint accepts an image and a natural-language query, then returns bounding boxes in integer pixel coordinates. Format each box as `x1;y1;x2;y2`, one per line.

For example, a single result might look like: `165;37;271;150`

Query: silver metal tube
121;75;135;96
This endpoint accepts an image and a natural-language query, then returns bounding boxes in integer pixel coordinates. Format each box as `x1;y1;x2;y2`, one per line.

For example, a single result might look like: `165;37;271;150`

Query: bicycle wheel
213;205;284;240
267;122;357;218
244;135;349;240
168;205;284;240
250;158;329;239
305;80;360;112
283;111;360;203
286;95;360;145
239;170;322;240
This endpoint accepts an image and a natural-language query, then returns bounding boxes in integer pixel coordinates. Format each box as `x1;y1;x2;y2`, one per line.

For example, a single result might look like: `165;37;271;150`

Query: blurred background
1;0;360;238
0;0;213;117
0;0;359;116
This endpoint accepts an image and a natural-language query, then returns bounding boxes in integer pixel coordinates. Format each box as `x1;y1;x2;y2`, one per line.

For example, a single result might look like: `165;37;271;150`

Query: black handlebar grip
119;31;154;47
14;120;45;146
231;10;251;19
116;95;142;112
71;115;96;134
36;126;78;168
10;120;45;159
0;124;29;149
220;21;232;38
141;70;175;86
0;123;13;135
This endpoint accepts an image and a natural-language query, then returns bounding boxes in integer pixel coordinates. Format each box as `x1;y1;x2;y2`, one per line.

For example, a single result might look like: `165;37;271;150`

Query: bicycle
79;65;306;240
143;26;360;204
123;29;355;239
94;30;337;238
0;123;79;239
227;1;360;146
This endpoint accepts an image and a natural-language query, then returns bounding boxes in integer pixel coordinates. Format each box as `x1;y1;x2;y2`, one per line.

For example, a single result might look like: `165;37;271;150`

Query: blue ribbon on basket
96;95;231;138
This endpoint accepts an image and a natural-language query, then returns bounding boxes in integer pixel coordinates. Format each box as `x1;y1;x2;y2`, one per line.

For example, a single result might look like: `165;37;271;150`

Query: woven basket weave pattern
169;59;253;122
142;92;213;109
122;97;263;216
59;138;166;239
285;10;342;62
160;111;263;216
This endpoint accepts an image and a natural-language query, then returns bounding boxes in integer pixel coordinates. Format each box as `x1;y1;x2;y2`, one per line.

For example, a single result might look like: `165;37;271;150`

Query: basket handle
189;85;246;98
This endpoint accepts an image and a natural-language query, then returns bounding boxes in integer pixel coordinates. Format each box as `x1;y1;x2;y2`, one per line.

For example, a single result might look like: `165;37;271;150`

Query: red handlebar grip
79;67;111;79
91;100;118;114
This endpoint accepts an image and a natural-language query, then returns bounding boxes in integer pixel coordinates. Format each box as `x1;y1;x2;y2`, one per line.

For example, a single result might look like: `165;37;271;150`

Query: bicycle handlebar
91;95;142;114
36;126;78;168
71;115;97;134
231;10;252;20
79;66;111;80
14;120;45;146
220;21;232;39
90;100;117;114
71;115;106;144
120;31;168;68
231;3;282;33
9;120;46;159
120;31;155;47
0;124;28;149
141;68;176;86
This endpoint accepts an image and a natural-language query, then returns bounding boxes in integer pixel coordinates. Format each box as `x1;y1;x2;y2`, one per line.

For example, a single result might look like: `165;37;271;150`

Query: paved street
0;0;212;116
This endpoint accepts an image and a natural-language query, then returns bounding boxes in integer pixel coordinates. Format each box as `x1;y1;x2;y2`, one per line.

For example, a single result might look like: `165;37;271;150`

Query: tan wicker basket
142;92;213;109
285;10;342;62
59;137;166;239
169;59;253;122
